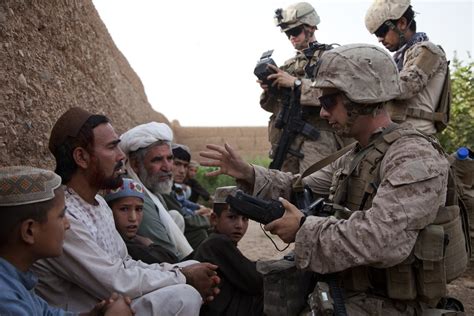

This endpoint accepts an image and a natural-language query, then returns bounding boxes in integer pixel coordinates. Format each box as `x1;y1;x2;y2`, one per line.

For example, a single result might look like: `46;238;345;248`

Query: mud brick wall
173;124;270;162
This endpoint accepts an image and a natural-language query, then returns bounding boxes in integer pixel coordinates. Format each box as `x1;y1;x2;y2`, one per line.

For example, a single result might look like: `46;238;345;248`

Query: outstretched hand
264;197;304;243
181;263;221;303
199;143;254;183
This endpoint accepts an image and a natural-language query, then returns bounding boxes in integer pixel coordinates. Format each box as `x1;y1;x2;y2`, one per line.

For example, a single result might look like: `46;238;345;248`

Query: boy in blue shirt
0;166;132;316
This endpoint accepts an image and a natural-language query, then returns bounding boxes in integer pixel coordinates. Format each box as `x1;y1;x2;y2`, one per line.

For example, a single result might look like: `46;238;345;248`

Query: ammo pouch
257;258;314;316
432;205;468;282
385;205;467;304
384;225;445;304
385;255;417;300
414;225;447;304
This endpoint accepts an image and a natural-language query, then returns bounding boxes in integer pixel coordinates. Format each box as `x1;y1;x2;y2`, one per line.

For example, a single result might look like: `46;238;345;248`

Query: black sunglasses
319;93;340;111
374;21;395;38
285;25;305;38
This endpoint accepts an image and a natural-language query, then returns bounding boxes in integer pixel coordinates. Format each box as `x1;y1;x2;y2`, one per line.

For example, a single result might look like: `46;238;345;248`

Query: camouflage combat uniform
364;1;449;135
388;37;449;135
248;124;463;315
260;47;343;174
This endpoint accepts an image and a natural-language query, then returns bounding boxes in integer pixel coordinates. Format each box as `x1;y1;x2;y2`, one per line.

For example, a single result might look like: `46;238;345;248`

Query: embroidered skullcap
120;122;173;155
104;178;145;203
0;166;62;206
213;186;238;204
172;144;191;162
49;107;93;155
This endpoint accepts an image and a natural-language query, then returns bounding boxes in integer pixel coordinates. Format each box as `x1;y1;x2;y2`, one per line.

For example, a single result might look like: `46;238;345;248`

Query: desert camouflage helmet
312;44;401;104
365;0;411;33
274;2;320;31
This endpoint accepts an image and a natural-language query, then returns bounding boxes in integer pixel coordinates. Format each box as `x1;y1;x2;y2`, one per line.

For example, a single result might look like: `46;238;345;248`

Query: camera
226;190;328;225
254;50;278;88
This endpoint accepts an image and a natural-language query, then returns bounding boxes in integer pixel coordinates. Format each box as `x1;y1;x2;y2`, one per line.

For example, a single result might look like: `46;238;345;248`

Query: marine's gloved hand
264;197;304;243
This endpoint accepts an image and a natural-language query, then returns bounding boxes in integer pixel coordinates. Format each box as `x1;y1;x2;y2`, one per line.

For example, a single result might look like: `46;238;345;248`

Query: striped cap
0;166;62;206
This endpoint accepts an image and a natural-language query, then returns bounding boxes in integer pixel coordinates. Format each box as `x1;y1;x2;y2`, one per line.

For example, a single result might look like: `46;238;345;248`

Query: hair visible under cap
53;114;109;183
0;166;63;246
49;107;94;155
172;144;191;162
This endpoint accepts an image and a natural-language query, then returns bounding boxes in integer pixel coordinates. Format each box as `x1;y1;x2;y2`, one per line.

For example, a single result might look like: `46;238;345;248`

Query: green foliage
438;57;474;153
194;156;271;202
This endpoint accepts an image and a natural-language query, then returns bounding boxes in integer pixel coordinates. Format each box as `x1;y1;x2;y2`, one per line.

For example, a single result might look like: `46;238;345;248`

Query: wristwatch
293;79;302;89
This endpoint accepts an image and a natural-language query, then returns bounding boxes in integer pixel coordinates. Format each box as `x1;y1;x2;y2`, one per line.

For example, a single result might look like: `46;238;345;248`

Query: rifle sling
293;143;356;191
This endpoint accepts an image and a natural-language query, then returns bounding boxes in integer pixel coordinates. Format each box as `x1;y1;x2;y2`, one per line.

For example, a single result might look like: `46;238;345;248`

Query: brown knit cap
48;107;93;155
0;166;62;206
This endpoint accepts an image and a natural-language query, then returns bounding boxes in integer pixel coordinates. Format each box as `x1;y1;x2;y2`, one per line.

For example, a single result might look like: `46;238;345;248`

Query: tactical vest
328;125;469;306
280;44;333;131
388;44;451;133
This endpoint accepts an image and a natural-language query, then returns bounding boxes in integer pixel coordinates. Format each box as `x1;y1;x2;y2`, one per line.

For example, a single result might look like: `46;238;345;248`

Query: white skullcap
120;122;173;155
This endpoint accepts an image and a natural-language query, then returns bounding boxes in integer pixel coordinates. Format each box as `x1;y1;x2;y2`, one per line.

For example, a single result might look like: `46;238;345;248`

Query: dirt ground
238;221;474;314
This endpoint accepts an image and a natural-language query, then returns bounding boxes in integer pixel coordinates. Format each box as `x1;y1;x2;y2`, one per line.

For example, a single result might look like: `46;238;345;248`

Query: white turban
120;122;173;154
119;121;193;259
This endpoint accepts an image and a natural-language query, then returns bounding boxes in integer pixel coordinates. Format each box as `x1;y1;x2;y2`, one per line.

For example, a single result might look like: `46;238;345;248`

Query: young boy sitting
104;178;179;264
194;186;263;316
0;166;132;316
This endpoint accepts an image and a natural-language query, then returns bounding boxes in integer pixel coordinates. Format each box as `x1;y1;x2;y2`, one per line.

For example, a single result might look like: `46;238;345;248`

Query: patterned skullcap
213;186;238;204
172;144;191;162
0;166;62;206
104;178;145;203
49;107;93;155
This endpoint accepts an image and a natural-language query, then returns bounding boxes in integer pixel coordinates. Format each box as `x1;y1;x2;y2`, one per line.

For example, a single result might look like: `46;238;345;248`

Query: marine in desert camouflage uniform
259;2;343;174
202;44;467;315
365;0;449;135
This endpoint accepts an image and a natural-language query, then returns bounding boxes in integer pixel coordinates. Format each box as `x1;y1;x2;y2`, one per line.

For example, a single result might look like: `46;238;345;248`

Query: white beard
138;165;173;195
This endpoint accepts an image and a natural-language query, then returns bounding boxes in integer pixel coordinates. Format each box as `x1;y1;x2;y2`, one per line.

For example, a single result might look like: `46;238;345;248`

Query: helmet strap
340;96;385;136
385;16;414;50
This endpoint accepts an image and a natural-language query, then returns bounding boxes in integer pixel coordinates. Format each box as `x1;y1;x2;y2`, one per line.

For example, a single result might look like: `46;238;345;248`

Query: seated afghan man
120;124;211;251
32;107;220;316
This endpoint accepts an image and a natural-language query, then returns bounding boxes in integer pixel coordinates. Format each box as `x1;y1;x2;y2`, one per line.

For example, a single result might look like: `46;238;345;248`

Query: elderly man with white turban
120;122;194;260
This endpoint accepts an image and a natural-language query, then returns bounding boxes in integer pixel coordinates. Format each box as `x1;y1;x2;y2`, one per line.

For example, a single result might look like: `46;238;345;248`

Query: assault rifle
254;45;336;171
268;89;320;170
